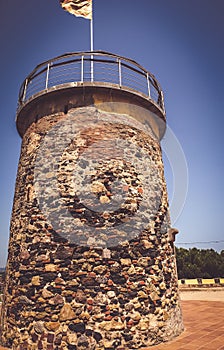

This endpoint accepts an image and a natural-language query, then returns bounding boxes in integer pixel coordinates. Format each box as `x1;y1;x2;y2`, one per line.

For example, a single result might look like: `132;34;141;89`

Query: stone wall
0;106;183;349
0;273;4;294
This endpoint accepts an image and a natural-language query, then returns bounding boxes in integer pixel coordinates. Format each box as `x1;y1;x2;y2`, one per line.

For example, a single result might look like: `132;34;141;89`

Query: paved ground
146;300;224;350
0;295;224;349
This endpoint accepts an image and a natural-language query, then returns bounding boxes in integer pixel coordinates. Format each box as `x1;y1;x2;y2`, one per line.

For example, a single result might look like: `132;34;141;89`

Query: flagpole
90;2;94;82
90;17;94;52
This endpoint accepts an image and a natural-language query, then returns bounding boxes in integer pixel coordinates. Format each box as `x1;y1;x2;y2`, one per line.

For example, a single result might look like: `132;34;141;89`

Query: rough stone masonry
0;103;183;349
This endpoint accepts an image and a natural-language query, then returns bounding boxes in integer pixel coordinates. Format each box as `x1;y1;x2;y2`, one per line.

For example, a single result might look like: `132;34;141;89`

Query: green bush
175;247;224;279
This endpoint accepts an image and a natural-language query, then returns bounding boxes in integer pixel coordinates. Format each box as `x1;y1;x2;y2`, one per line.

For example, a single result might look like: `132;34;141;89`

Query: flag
60;0;92;20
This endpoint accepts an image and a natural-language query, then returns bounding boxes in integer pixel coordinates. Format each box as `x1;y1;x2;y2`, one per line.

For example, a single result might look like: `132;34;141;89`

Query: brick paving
144;300;224;350
0;300;224;350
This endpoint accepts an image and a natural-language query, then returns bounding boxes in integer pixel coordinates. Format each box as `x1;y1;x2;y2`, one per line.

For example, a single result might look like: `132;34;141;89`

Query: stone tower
0;51;183;349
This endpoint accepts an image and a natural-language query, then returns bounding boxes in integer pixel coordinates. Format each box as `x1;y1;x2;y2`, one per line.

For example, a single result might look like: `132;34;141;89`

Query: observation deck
16;51;166;138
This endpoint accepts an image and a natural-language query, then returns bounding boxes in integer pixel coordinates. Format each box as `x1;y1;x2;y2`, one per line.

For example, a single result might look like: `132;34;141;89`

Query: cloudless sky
0;0;224;267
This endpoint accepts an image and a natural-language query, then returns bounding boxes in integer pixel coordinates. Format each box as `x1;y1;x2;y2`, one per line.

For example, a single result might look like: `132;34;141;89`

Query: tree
175;247;224;279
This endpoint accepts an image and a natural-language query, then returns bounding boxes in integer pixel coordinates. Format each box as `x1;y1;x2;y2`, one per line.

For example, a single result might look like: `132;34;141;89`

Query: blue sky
0;0;224;267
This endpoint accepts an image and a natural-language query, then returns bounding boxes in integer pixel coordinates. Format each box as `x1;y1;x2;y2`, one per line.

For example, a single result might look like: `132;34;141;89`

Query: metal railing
18;51;165;113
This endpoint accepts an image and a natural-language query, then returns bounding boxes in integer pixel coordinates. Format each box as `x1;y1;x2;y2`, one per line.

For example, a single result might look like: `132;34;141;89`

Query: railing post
160;91;165;111
91;54;94;82
22;79;28;103
147;72;151;99
45;63;50;90
118;58;122;87
81;55;84;83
